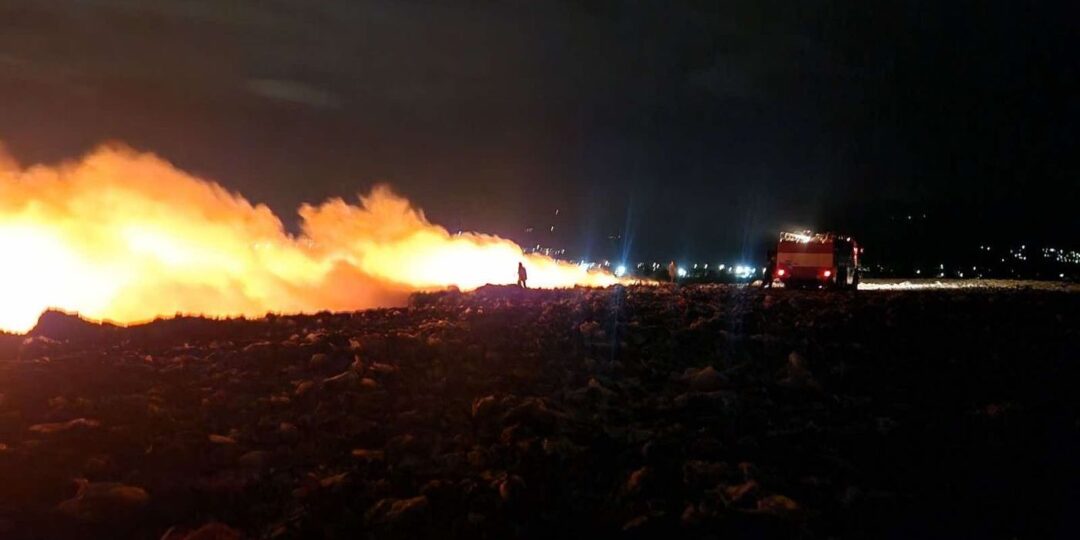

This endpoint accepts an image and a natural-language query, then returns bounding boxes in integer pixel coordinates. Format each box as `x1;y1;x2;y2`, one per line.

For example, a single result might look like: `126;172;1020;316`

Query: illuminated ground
858;278;1080;291
0;284;1077;538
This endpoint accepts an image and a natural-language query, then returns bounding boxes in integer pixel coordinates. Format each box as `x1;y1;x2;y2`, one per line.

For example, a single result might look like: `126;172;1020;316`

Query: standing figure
667;260;678;284
762;249;777;288
517;261;528;289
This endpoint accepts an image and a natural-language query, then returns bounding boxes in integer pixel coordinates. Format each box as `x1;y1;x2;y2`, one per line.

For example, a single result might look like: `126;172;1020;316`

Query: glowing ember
0;144;620;333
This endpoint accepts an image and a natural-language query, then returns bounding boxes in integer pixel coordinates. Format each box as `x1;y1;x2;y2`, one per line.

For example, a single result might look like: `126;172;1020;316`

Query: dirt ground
1;284;1078;539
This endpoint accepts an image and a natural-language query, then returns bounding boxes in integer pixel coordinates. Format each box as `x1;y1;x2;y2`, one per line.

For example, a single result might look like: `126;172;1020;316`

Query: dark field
1;285;1078;539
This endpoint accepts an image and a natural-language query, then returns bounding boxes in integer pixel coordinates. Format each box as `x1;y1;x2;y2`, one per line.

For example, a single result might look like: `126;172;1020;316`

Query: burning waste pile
0;285;1077;538
0;143;619;334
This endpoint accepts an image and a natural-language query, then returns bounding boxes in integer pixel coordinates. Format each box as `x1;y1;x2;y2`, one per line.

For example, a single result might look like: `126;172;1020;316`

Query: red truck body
775;232;860;289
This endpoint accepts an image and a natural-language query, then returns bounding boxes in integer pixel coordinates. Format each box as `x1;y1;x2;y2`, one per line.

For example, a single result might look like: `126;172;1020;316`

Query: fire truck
773;231;861;290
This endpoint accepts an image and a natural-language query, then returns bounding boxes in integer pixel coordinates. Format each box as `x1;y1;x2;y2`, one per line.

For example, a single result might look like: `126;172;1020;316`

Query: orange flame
0;144;620;333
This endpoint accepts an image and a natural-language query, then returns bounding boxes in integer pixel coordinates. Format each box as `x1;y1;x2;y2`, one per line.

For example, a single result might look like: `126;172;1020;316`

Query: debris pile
0;285;1077;538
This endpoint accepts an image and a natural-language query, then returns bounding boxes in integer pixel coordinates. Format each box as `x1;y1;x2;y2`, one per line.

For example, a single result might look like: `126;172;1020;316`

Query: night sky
1;1;1076;263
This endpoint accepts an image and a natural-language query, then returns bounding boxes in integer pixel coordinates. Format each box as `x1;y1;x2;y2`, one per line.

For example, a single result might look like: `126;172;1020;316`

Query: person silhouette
763;249;777;288
517;262;528;289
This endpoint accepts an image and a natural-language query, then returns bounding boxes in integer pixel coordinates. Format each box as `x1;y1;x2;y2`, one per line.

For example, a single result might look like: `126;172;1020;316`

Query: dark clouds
1;0;1075;262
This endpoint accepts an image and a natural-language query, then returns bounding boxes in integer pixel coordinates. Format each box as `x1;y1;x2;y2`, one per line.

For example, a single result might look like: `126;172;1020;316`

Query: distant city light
677;267;687;278
614;265;627;277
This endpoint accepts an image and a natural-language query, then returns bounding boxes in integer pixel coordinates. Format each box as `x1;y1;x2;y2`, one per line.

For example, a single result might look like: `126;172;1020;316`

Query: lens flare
0;143;620;333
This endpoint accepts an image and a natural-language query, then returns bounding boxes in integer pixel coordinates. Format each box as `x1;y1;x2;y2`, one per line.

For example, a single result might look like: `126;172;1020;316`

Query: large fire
0;144;620;333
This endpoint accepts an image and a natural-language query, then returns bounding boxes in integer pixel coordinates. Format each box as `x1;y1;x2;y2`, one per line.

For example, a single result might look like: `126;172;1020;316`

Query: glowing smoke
0;143;619;333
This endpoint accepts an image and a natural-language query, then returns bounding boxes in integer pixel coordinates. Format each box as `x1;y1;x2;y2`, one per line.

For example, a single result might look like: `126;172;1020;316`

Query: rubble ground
1;284;1078;538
